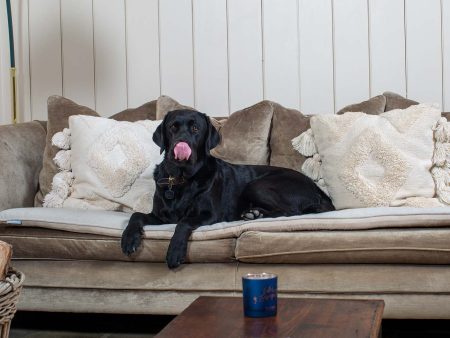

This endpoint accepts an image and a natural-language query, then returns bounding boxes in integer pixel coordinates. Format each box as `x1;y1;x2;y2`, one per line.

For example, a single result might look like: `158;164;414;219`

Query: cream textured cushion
44;115;163;213
294;104;443;209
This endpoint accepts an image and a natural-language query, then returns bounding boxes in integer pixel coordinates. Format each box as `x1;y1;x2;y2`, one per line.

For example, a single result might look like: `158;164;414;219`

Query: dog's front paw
166;240;187;269
121;224;143;256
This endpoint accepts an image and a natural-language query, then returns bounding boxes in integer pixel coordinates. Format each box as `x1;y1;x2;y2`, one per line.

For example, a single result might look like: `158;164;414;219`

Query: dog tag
165;189;175;200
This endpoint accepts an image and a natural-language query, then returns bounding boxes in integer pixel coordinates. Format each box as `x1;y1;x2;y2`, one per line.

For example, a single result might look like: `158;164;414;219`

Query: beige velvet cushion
337;95;387;115
269;102;310;170
35;96;157;207
308;104;442;209
0;228;235;263
0;122;46;211
236;229;450;264
44;116;162;212
2;207;450;241
383;91;418;111
211;101;274;165
4;207;450;265
156;95;194;120
156;96;274;165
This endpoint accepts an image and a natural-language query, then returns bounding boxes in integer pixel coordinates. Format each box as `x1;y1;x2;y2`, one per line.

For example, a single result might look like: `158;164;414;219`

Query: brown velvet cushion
211;101;274;165
156;95;194;120
236;229;450;264
155;95;226;132
336;95;386;115
0;122;46;211
0;227;235;264
383;91;418;111
269;102;310;170
157;96;273;165
110;101;156;121
34;96;157;207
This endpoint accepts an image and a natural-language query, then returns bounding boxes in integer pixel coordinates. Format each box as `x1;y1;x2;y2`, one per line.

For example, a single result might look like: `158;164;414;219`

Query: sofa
1;92;450;319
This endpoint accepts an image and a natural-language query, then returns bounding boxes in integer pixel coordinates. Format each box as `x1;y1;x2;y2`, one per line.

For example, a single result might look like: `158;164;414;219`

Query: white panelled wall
0;0;450;123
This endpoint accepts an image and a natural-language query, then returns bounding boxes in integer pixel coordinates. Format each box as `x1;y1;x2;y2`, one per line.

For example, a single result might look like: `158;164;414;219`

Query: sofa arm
0;121;46;211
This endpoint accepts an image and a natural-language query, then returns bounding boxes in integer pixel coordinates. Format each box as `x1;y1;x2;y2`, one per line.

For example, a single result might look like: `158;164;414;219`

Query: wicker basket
0;269;25;338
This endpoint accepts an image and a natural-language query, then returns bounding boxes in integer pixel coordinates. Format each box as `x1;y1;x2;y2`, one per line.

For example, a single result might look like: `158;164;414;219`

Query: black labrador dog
121;110;334;268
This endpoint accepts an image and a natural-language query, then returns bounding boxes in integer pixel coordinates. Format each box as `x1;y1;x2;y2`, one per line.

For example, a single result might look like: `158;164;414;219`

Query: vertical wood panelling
93;0;127;115
4;0;450;124
333;0;369;111
406;0;442;106
443;0;450;111
61;0;95;108
29;0;62;120
11;0;31;122
369;0;406;97
227;0;263;113
262;0;300;109
193;0;229;116
298;0;334;114
126;0;160;108
0;1;11;124
159;0;194;107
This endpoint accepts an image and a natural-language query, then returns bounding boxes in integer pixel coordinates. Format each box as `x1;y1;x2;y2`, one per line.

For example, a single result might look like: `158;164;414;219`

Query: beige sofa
1;93;450;319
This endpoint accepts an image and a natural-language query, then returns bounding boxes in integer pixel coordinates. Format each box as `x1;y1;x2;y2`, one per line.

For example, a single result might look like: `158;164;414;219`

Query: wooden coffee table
156;296;384;338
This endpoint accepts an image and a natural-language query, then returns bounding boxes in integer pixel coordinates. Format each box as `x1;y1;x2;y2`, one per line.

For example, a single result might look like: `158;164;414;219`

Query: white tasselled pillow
44;115;163;213
292;104;447;209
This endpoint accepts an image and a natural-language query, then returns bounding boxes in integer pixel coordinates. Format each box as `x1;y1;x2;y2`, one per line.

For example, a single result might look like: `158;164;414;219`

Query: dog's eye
192;125;199;133
170;124;177;132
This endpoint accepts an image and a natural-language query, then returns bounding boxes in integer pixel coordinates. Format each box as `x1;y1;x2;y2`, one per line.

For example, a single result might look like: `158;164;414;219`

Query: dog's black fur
121;110;335;269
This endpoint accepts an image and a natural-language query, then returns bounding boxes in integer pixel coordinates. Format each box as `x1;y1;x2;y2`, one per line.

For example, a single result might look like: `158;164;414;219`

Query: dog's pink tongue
174;142;192;161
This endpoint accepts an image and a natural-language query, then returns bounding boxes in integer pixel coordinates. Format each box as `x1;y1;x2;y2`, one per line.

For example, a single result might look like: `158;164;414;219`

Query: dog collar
157;176;186;200
157;176;186;188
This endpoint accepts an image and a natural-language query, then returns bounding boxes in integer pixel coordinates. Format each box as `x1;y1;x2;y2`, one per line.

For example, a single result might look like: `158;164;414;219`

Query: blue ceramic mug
242;273;277;317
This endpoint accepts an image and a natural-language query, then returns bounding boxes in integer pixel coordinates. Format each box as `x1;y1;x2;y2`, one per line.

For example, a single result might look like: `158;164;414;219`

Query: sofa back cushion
211;101;275;165
0;122;46;211
383;91;419;111
269;102;310;170
156;96;275;165
336;95;386;115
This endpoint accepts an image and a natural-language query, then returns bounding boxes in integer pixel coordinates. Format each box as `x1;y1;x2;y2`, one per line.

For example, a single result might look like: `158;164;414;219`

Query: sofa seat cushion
0;227;235;263
236;228;450;264
2;207;450;264
2;207;450;239
0;208;235;263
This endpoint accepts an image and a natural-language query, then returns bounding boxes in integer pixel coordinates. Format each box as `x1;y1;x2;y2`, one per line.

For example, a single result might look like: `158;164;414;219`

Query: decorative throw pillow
383;91;418;111
156;95;274;165
156;95;226;131
44;115;163;213
35;96;157;207
293;104;445;209
211;101;275;165
336;95;386;115
269;102;310;170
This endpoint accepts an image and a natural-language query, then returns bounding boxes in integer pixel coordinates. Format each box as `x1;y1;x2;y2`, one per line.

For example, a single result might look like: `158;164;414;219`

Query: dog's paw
241;209;264;221
166;241;187;269
121;225;142;256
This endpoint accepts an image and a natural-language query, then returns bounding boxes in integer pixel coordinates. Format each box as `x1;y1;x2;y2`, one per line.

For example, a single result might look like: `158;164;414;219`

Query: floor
8;312;450;337
9;312;173;338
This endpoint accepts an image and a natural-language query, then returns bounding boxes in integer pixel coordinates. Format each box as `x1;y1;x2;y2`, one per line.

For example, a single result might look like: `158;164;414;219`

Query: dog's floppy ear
202;114;221;155
153;115;168;154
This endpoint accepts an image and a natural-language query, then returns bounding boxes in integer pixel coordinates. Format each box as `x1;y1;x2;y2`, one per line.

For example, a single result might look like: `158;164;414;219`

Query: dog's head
153;110;220;169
